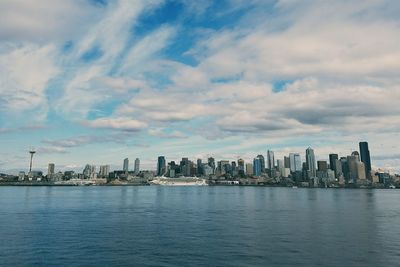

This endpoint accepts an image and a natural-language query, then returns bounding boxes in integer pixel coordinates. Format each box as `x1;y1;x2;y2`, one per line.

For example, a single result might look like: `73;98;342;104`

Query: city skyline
1;1;400;173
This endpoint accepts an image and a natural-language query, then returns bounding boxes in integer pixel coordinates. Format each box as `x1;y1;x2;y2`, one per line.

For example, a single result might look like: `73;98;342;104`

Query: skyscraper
253;158;262;177
267;150;275;176
208;157;215;174
48;163;55;176
329;154;338;171
238;159;245;177
99;165;110;178
123;158;129;172
359;142;372;178
306;148;316;178
134;158;140;175
157;156;166;176
256;155;265;173
289;153;302;172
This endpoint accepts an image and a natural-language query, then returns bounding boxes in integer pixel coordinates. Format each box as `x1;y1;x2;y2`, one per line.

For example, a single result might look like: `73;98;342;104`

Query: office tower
359;142;372;178
256;155;265;173
267;150;275;176
246;163;253;175
208;157;215;174
48;163;55;175
238;159;245;176
317;161;328;171
123;158;129;172
83;164;92;178
351;151;360;161
356;161;366;180
329;154;338;171
253;158;262;177
277;159;284;177
347;155;358;181
231;161;237;176
289;153;302;172
340;157;349;181
284;156;290;168
217;160;230;175
157;156;166;176
99;165;110;178
134;158;140;175
334;159;342;178
197;159;203;176
180;158;191;176
306;147;316;177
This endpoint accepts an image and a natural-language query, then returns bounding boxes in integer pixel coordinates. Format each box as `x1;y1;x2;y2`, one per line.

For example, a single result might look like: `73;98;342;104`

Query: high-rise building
256;155;265;173
306;148;316;178
284;156;290;168
253;158;262;177
289;153;302;172
134;158;140;175
347;155;358;182
267;150;275;176
277;159;285;177
356;161;366;180
246;163;253;176
48;163;55;176
208;157;215;174
351;151;360;162
157;156;166;176
359;142;372;178
329;154;338;171
238;159;245;177
123;158;129;172
99;165;110;178
317;161;328;171
197;159;203;176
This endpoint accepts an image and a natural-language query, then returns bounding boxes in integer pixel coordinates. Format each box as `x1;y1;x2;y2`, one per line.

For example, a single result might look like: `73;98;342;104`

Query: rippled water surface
0;186;399;266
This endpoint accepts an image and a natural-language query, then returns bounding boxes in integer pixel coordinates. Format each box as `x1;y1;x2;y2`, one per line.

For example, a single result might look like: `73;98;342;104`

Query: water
0;186;399;266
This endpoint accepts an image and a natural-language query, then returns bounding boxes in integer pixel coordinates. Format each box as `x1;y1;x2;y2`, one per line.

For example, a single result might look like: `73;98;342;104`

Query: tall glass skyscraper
306;147;316;177
253;158;262;177
359;142;372;177
157;156;166;176
123;158;129;172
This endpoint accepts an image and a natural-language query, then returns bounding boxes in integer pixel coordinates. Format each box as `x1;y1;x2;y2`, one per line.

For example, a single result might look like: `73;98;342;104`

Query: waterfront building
253;158;262;177
203;164;213;176
359;142;372;178
48;163;55;176
256;155;265;173
123;158;129;172
277;159;285;177
317;161;328;172
267;150;275;177
157;156;166;176
289;153;302;173
306;148;316;178
134;158;140;175
99;165;110;178
329;154;338;171
356;161;366;180
351;151;360;162
238;159;245;177
284;156;290;169
197;159;203;176
246;163;253;176
208;157;215;174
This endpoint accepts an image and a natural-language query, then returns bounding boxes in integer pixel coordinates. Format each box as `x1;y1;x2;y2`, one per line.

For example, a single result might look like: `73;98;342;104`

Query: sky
0;0;399;173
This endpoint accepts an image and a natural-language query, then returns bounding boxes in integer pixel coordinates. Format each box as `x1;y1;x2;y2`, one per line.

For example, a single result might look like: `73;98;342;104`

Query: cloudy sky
0;0;399;173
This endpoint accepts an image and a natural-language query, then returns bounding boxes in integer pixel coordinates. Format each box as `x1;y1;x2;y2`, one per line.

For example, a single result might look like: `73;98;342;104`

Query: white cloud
83;117;147;131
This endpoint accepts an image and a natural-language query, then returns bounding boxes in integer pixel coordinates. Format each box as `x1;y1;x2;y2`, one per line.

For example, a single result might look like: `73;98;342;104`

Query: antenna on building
29;147;36;172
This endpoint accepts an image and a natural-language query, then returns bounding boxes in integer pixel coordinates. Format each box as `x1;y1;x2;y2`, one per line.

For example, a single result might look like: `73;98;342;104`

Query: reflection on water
0;186;399;266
